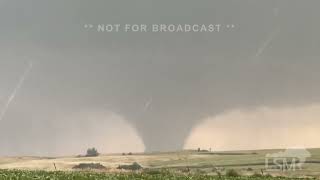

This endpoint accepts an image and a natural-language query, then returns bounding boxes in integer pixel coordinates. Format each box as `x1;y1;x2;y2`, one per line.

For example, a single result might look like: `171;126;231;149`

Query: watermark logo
83;24;236;33
265;148;311;171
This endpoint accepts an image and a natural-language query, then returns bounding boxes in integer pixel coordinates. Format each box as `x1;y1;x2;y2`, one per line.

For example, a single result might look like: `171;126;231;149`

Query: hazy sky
0;0;320;155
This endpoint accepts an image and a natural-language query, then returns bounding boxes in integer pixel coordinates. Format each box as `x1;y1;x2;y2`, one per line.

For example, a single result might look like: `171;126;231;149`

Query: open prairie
1;148;320;178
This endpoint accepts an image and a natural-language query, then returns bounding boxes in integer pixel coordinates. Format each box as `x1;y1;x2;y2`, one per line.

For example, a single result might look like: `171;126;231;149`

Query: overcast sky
0;0;319;155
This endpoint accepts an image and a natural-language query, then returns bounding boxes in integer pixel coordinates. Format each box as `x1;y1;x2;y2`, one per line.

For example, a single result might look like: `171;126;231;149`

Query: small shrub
247;167;253;171
226;169;240;177
72;163;106;170
251;172;263;177
131;162;142;170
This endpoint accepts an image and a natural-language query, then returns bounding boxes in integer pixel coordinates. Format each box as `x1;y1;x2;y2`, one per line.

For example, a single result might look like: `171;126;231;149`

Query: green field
0;169;314;180
1;148;320;179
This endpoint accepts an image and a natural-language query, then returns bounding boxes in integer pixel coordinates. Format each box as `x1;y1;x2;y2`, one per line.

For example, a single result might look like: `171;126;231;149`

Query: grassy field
0;169;315;180
1;149;320;179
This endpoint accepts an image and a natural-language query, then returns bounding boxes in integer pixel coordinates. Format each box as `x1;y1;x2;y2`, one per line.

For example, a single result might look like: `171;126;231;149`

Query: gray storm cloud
0;0;320;155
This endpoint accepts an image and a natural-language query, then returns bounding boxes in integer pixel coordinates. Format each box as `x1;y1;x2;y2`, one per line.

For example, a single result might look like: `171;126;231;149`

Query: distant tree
86;147;99;157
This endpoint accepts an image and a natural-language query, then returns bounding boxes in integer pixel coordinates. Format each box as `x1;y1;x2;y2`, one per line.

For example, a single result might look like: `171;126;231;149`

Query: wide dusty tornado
1;1;320;155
